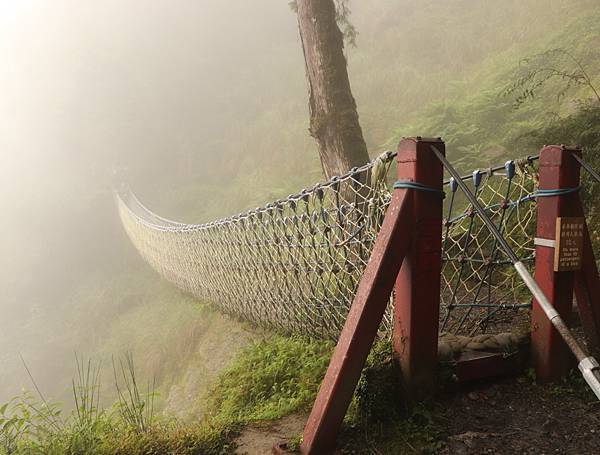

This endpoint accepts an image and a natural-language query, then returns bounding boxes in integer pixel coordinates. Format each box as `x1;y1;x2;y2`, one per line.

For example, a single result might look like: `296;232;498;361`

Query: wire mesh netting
117;152;541;340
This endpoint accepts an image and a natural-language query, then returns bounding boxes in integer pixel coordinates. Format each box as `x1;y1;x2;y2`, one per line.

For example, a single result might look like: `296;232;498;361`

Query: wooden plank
452;351;523;382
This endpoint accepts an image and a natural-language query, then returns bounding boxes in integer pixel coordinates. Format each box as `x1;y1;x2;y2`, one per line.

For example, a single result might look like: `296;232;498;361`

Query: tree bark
296;0;369;179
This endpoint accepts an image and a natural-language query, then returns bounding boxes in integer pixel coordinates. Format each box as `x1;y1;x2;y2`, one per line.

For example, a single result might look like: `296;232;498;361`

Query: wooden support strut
299;138;444;454
531;145;581;382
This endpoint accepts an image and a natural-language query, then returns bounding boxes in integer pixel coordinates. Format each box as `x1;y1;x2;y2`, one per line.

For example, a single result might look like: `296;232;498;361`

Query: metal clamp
578;357;600;400
534;237;555;248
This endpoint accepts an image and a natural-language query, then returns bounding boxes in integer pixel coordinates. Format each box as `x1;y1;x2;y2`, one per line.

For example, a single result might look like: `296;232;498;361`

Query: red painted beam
300;152;418;455
531;146;581;382
393;138;444;399
452;351;522;382
574;220;600;358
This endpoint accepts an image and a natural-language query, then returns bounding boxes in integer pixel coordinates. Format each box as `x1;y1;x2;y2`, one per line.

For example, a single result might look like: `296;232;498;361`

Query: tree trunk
296;0;369;179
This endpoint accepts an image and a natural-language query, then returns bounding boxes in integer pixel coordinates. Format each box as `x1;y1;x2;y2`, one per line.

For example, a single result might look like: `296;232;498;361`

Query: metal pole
430;145;600;400
573;153;600;183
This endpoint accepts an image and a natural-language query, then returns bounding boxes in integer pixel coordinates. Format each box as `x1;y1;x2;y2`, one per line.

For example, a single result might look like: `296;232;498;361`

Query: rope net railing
117;152;541;340
440;157;539;336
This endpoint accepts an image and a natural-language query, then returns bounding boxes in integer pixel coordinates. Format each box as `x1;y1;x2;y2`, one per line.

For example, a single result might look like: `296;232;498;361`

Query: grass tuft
112;353;156;434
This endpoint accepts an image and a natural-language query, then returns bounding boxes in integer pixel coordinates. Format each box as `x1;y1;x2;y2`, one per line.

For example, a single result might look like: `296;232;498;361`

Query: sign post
532;146;582;382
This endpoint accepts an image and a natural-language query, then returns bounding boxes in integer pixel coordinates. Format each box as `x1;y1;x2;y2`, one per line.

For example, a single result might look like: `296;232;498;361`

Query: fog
0;0;306;404
1;0;597;407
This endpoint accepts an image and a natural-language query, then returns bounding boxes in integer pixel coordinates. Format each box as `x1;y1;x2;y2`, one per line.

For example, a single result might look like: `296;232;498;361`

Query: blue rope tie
393;180;445;196
534;186;581;198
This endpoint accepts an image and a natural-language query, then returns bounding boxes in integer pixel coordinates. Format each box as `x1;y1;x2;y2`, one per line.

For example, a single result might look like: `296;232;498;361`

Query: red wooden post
531;145;581;382
574;215;600;358
393;137;444;399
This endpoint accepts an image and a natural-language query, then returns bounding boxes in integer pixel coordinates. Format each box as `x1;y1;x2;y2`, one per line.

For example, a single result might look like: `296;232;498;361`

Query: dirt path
233;374;600;454
235;414;306;454
437;376;600;454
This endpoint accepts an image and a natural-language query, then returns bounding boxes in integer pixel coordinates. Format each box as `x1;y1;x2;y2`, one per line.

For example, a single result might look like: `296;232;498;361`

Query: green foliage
352;339;404;425
0;401;235;455
206;335;333;423
0;353;238;455
546;368;599;402
359;405;443;455
503;48;600;108
95;421;237;455
0;337;332;454
393;8;600;172
0;393;63;454
342;339;442;453
0;335;442;454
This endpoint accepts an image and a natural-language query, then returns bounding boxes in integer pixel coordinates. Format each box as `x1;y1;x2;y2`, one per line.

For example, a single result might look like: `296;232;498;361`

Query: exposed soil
437;376;600;455
235;414;306;454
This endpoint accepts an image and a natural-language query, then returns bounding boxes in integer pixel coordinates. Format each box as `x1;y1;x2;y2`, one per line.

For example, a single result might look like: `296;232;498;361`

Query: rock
468;392;480;401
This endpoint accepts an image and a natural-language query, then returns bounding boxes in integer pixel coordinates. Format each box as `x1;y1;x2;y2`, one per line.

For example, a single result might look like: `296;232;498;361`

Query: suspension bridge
117;147;537;339
117;137;600;454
